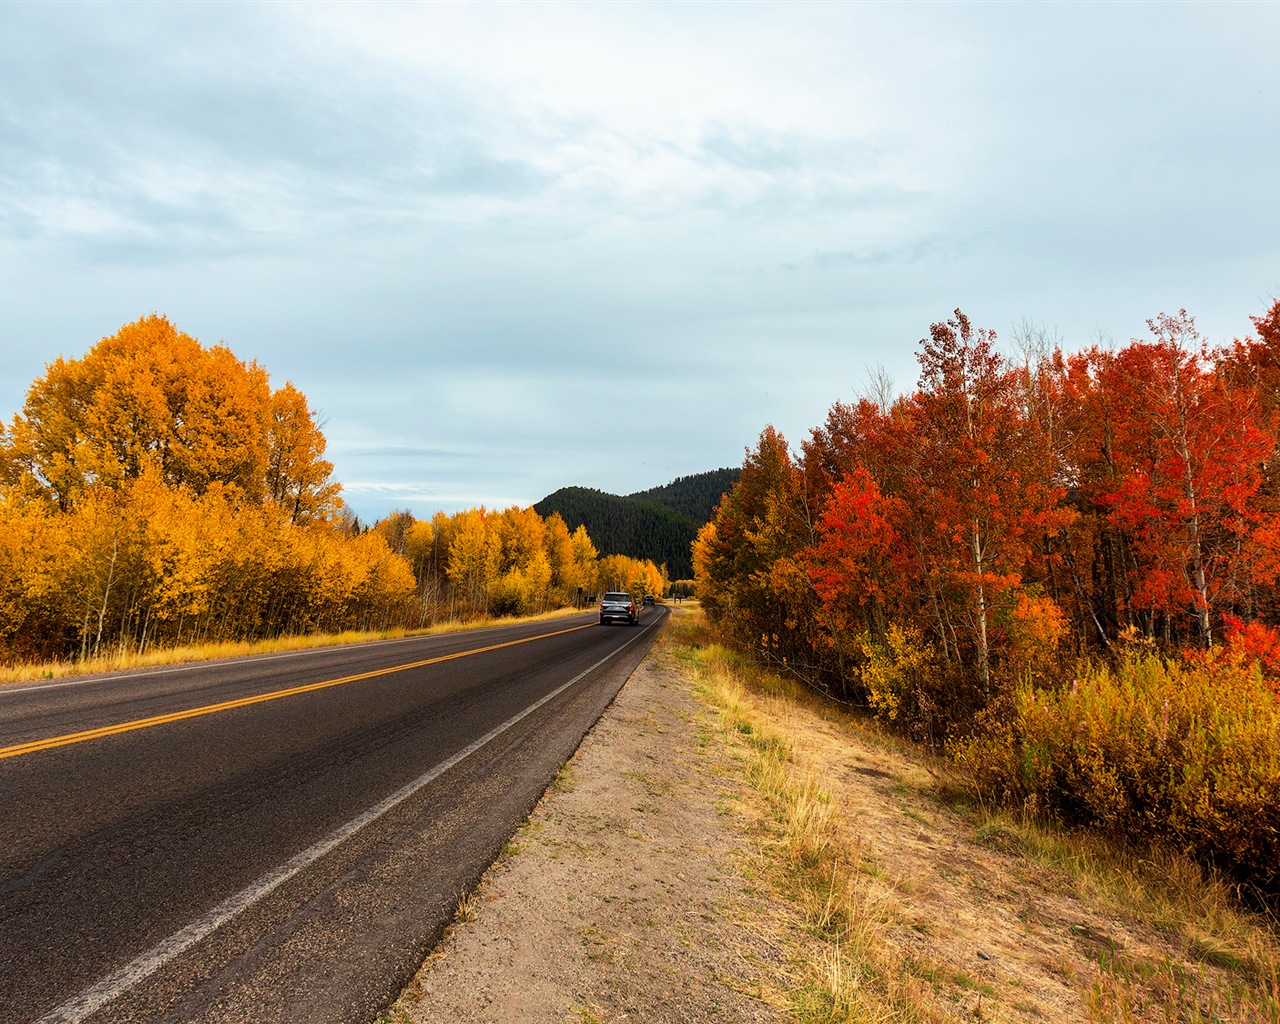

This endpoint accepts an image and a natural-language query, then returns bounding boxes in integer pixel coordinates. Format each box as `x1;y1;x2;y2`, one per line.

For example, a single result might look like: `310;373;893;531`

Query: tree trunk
970;517;991;695
93;535;119;658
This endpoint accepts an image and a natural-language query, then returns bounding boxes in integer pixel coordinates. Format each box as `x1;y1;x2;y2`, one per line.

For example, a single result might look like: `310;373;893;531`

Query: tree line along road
0;606;668;1024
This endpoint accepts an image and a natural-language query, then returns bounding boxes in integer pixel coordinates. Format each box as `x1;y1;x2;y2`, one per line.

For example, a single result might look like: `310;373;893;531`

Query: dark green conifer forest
534;468;739;579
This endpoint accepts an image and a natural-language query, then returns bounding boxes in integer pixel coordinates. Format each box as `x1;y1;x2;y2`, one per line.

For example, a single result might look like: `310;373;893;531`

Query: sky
2;2;1278;524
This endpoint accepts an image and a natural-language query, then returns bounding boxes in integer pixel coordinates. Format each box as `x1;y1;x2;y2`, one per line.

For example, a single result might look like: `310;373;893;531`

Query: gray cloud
2;2;1278;523
344;446;472;460
0;3;556;267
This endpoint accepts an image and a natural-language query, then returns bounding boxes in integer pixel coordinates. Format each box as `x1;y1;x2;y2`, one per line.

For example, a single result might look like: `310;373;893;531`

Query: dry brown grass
668;605;1280;1024
669;607;958;1023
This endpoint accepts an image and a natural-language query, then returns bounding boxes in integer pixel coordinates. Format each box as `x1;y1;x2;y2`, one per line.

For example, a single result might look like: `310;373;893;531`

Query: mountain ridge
533;468;739;580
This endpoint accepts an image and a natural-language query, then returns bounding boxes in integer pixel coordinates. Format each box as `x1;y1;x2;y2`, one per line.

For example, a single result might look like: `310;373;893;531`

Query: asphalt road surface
0;607;668;1023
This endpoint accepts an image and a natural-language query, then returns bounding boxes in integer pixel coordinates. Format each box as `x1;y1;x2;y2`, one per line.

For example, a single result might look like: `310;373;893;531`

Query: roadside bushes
962;650;1280;889
854;623;948;741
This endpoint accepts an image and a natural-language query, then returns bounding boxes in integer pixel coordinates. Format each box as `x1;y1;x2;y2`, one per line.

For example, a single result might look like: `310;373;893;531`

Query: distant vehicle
643;594;655;606
600;591;639;626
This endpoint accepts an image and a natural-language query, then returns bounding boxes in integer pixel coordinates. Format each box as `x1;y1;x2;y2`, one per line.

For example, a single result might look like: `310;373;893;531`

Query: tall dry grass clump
963;650;1280;891
668;609;950;1024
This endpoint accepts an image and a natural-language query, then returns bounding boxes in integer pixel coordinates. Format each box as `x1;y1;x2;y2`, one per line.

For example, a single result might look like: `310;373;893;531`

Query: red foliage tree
1089;313;1271;646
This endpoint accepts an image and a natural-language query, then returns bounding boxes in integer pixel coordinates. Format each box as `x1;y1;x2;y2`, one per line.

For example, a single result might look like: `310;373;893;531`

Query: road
0;607;667;1024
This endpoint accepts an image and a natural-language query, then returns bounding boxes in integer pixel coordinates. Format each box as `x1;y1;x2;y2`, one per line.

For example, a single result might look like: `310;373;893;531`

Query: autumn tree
1087;313;1273;646
542;512;583;602
267;382;340;523
488;506;553;615
894;311;1070;692
804;468;903;646
1;315;338;515
445;508;496;613
697;426;828;683
570;524;599;597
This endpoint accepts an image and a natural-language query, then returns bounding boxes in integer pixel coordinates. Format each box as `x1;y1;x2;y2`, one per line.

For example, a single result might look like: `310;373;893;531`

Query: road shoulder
381;624;787;1023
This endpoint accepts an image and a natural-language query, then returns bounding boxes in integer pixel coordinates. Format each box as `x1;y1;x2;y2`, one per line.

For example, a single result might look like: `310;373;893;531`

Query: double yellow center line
0;623;594;762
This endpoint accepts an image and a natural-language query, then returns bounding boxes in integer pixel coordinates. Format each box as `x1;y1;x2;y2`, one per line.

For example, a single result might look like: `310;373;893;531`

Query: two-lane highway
0;607;668;1023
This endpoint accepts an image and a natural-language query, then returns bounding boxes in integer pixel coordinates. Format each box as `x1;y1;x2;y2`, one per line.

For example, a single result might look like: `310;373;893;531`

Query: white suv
599;592;639;626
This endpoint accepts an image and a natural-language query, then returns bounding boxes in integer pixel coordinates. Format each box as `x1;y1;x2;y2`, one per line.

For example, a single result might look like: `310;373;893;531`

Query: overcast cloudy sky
2;2;1278;522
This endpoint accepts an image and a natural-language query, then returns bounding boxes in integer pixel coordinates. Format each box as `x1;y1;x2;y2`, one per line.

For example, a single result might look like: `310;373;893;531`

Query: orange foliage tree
2;315;339;518
700;302;1280;735
0;317;401;662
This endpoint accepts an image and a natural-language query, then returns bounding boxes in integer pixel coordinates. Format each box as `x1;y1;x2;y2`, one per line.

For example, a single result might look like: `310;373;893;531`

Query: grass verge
667;605;1280;1024
667;606;957;1023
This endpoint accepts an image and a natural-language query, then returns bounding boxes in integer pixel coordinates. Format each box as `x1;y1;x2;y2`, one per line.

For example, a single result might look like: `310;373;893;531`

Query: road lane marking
0;615;596;696
37;621;654;1024
0;623;594;761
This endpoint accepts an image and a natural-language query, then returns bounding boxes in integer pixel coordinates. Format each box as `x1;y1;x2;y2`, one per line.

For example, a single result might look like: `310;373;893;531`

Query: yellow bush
963;652;1280;889
857;623;935;724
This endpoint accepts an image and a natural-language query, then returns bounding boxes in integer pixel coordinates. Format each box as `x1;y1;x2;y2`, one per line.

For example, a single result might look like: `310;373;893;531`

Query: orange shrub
1222;613;1280;695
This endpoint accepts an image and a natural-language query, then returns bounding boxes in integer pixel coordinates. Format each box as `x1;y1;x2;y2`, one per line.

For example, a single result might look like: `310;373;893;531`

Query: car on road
643;594;655;606
600;591;639;626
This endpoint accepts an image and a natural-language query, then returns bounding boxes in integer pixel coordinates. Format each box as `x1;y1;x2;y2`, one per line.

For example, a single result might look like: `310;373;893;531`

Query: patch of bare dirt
383;641;790;1024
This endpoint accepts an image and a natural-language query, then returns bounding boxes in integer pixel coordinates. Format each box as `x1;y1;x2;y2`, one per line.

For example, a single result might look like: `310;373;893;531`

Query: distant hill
626;467;740;525
534;468;739;580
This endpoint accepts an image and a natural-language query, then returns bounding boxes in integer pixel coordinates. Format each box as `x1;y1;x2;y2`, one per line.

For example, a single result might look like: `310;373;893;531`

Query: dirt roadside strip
377;610;1278;1024
378;618;788;1024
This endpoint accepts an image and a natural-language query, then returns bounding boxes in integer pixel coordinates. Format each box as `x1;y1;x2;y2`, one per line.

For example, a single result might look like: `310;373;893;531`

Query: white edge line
37;623;653;1024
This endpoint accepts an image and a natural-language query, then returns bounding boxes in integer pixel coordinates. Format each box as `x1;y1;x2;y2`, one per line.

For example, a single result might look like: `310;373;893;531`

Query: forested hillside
627;468;739;524
533;487;693;579
535;469;738;579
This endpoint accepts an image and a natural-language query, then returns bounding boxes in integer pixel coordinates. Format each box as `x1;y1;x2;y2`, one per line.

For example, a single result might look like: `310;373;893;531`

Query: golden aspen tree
400;518;439;624
493;506;546;574
402;519;435;581
446;508;495;612
266;381;340;523
2;316;272;504
166;342;271;501
542;511;580;602
570;524;599;596
0;500;74;661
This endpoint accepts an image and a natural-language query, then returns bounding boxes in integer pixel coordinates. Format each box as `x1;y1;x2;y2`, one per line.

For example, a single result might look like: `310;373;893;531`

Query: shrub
962;652;1280;890
856;623;937;729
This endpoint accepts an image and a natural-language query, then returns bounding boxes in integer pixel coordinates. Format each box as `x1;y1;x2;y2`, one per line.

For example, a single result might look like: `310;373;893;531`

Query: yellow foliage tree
570;525;599;596
596;553;662;601
446;508;497;613
541;512;580;602
0;316;422;664
1;315;337;513
267;382;340;523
